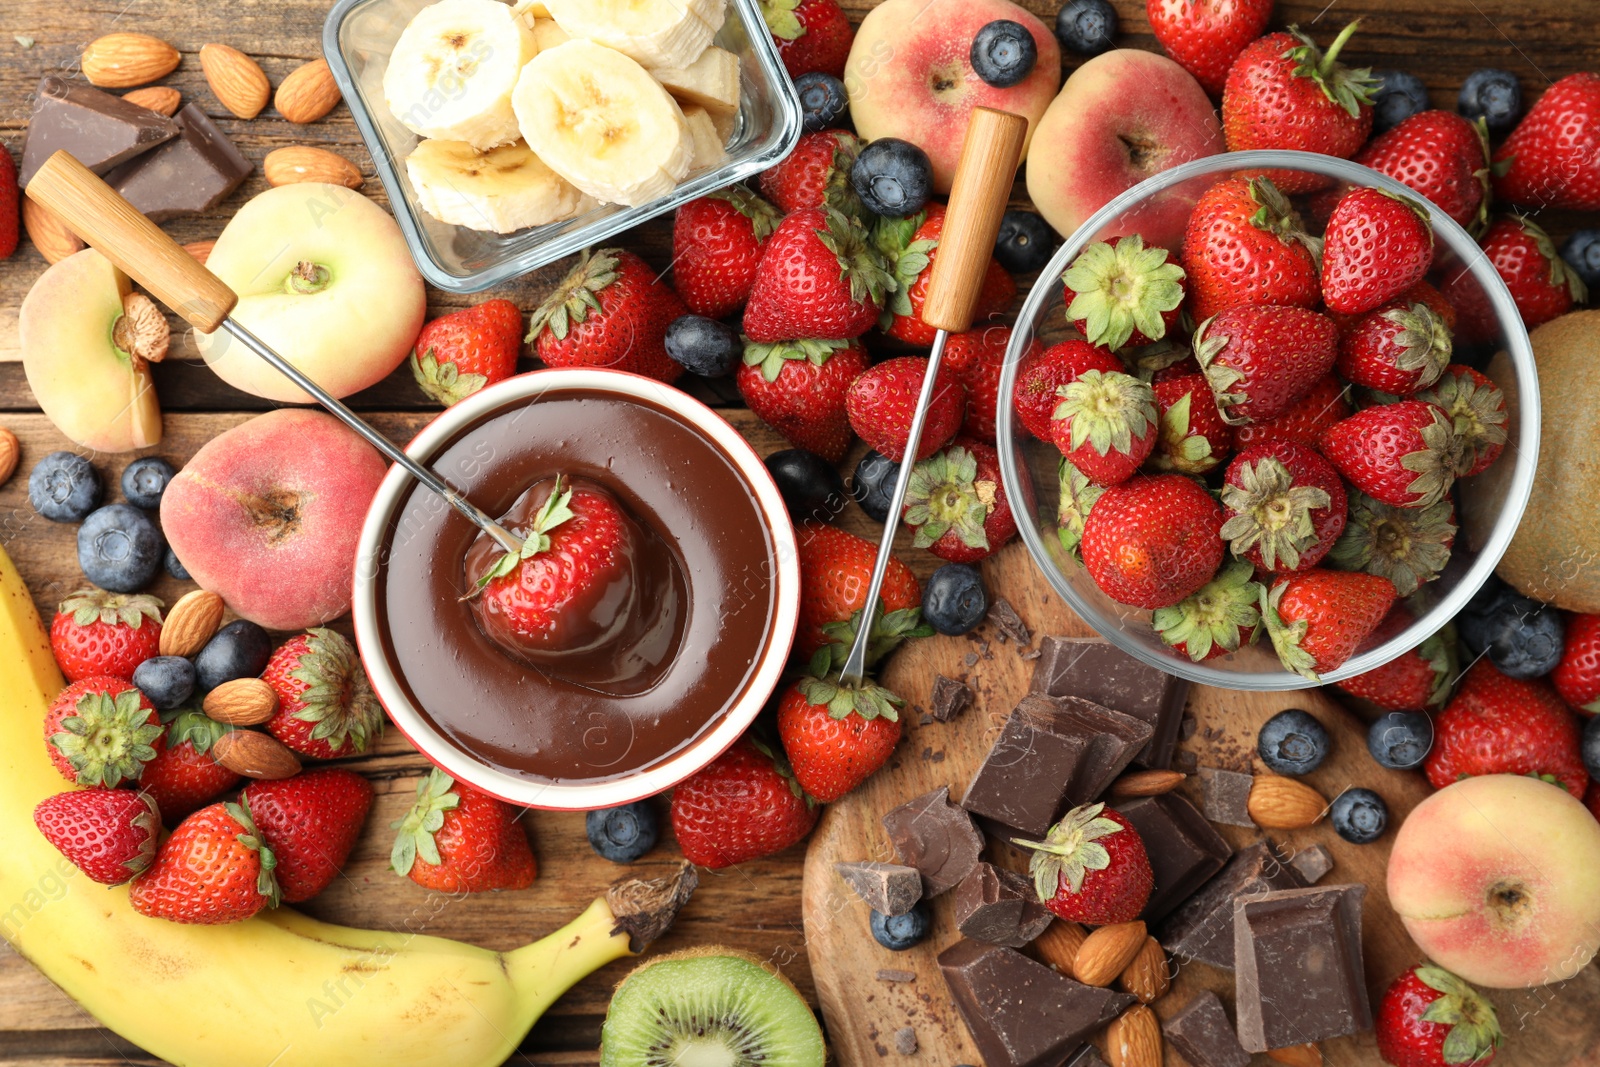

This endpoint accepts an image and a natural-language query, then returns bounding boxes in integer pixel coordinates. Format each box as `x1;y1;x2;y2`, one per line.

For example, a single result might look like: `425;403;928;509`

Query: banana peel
0;543;696;1067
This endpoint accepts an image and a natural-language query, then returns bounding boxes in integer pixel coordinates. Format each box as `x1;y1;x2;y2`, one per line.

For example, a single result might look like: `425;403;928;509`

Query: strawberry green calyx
817;604;934;673
1260;581;1320;682
1415;965;1503;1064
904;446;995;551
1283;20;1379;118
1219;456;1333;571
816;207;894;308
164;706;231;755
873;211;937;326
1191;317;1249;425
285;628;383;755
1418;625;1460;708
58;588;164;629
1152;392;1216;474
750;734;816;808
1328;492;1456;597
759;0;805;41
226;796;282;908
1052;370;1158;457
795;671;903;723
527;248;620;342
1382;303;1453;384
411;347;487;406
1062;235;1186;351
1013;802;1124;902
125;792;162;878
475;476;576;591
1417;373;1508;476
1152;560;1262;662
1246;178;1322;261
1056;459;1103;561
742;337;851;383
52;689;163;787
710;185;781;241
389;769;462;876
1517;215;1589;303
1399;406;1464;508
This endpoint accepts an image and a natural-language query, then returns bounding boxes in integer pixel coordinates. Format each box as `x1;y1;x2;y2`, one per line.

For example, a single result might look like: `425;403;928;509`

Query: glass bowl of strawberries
998;149;1539;691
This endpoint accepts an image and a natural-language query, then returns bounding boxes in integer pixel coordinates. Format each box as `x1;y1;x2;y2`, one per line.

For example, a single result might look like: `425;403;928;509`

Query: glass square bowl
323;0;803;293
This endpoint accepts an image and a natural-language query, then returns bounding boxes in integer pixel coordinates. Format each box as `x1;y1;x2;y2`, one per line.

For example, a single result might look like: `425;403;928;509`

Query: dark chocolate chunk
1163;990;1250;1067
836;861;923;916
104;104;251;221
989;598;1032;644
1199;767;1256;828
1155;841;1304;970
1030;636;1189;768
1288;842;1334;884
952;862;1052;948
1180;714;1198;740
938;940;1135;1067
962;694;1152;839
893;1027;918;1055
1233;884;1371;1051
19;76;179;186
1174;749;1198;774
1118;793;1233;922
882;786;984;897
931;674;974;722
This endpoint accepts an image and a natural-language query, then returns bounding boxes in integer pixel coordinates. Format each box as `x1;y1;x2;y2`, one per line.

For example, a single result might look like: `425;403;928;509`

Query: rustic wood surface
0;0;1596;1063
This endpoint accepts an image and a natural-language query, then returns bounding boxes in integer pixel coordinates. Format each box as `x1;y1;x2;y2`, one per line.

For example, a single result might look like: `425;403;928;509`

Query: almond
203;677;279;726
82;33;181;88
274;58;341;124
200;43;270;120
183;239;216;266
1032;920;1086;979
1106;1004;1162;1067
122;86;181;117
1108;769;1186;798
160;589;225;657
1073;920;1147;987
1267;1043;1323;1067
263;146;363;190
22;198;85;264
1248;775;1327;829
212;730;301;780
1115;936;1170;1004
0;429;18;488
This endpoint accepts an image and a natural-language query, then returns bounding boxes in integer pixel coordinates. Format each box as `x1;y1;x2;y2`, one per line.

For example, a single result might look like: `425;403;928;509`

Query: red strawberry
672;187;782;319
44;676;163;787
1013;340;1121;442
1232;374;1352;453
877;205;1015;347
1336;610;1457;710
670;735;819;868
1336;299;1454;395
744;207;893;343
1146;0;1273;97
1220;440;1347;573
1049;369;1159;486
1320;400;1461;508
1181;176;1321;322
1322;188;1436;315
409;298;521;406
1015;803;1153;926
1415;364;1507;477
777;675;901;803
944;325;1030;441
1468;216;1585;331
49;589;163;682
262;628;384;761
33;787;161;885
795;522;920;658
902;440;1017;564
759;129;861;215
1194;305;1339;424
1149;373;1233;475
1435;265;1498;347
845;355;965;462
1152;558;1263;662
528;249;686;383
390;770;536;892
1262;568;1397;680
1355;110;1492;231
1425;661;1586;797
761;0;854;81
1080;473;1225;609
737;337;868;461
1222;23;1377;194
129;798;280;924
1556;613;1600;714
1327;491;1457;597
245;768;374;903
1061;235;1185;352
1376;965;1502;1067
140;710;240;823
1492;72;1600;212
0;147;16;260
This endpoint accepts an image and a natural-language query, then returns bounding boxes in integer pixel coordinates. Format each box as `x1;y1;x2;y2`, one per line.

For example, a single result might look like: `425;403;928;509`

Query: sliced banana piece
652;46;740;117
510;0;550;25
681;104;728;171
383;0;536;149
407;138;596;233
531;17;570;51
544;0;725;70
513;39;694;206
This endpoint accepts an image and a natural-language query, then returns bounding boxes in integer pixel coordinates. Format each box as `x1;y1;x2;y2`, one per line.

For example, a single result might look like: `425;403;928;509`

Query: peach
1388;774;1600;988
844;0;1060;193
1026;49;1224;251
161;409;389;630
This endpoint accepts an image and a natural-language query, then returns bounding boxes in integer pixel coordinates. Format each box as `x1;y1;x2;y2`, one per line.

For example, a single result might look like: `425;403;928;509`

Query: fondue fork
25;151;523;555
838;107;1029;687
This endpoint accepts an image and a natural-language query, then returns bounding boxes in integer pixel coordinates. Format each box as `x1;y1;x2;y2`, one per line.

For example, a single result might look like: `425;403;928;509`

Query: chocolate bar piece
1234;884;1371;1051
19;76;179;186
938;940;1135;1067
1030;636;1188;768
105;104;251;221
1288;843;1334;884
953;862;1052;948
836;861;923;916
962;694;1152;839
1118;793;1233;922
1163;990;1250;1067
1155;841;1304;970
931;674;974;722
1199;767;1256;828
882;786;984;897
989;598;1031;644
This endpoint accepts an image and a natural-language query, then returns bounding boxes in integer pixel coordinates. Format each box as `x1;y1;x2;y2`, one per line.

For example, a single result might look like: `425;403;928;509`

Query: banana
530;17;570;50
510;0;550;25
408;138;597;233
383;0;536;150
651;45;741;118
544;0;726;70
513;39;694;207
0;542;696;1067
682;104;728;171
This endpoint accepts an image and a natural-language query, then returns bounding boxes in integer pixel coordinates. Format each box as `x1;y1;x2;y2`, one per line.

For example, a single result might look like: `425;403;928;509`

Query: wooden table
0;0;1593;1064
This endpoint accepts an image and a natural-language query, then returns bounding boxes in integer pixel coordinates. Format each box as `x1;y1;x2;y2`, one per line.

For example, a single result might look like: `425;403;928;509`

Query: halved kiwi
599;946;826;1067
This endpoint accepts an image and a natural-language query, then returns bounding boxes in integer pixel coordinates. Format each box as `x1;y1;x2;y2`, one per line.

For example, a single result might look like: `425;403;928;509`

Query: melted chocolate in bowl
374;388;778;787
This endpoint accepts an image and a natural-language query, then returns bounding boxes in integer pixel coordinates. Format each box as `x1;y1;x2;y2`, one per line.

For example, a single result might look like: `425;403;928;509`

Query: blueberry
923;563;988;636
795;72;849;133
585;801;659;863
120;457;176;509
165;547;191;581
193;620;273;692
850;138;933;218
1256;708;1330;775
133;655;197;711
1367;711;1434;770
766;449;846;523
994;209;1055;274
1054;0;1117;55
77;504;164;593
850;450;899;522
1370;69;1429;134
1561;230;1600;292
870;901;931;950
1584;715;1600;780
970;20;1037;88
1458;68;1522;136
1329;788;1389;844
1456;575;1564;679
664;314;741;378
28;451;102;523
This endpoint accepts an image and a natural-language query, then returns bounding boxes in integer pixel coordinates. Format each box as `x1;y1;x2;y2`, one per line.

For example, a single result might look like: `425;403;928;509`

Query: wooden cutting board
801;545;1600;1066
